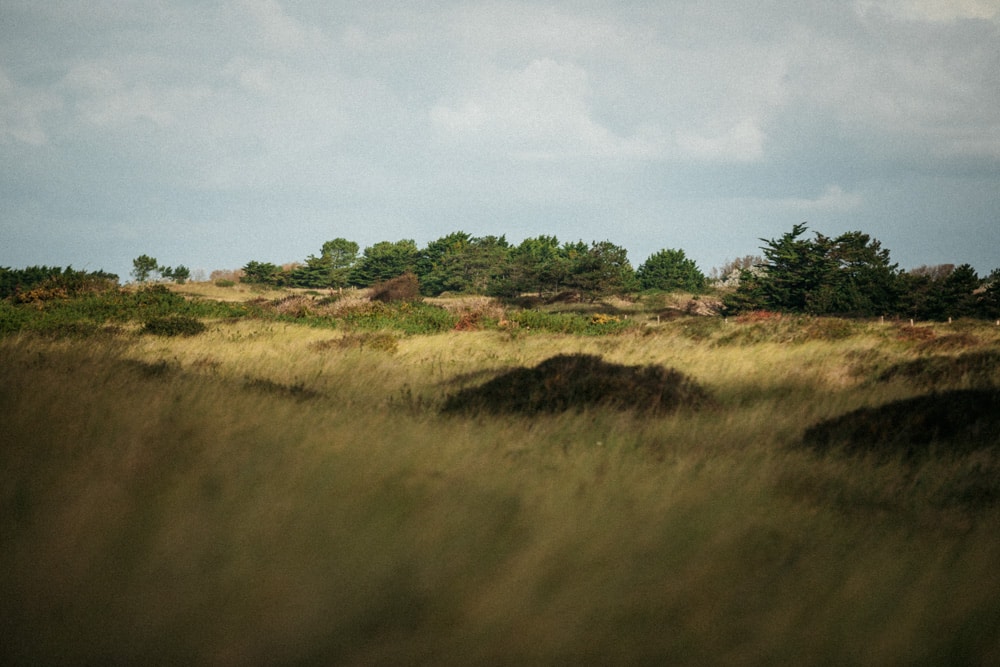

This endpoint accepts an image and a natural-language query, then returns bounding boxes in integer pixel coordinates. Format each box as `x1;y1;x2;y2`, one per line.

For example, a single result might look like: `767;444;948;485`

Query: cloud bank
1;0;998;277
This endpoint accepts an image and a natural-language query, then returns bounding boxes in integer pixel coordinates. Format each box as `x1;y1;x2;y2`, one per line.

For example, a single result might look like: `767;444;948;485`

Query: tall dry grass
2;316;1000;664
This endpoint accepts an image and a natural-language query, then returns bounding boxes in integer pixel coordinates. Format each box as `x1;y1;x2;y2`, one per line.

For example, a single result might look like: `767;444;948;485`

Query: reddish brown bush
371;272;420;303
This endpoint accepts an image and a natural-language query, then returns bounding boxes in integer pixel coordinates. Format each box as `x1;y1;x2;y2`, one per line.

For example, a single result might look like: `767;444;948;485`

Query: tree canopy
636;248;706;293
349;240;419;287
724;224;902;317
226;224;998;319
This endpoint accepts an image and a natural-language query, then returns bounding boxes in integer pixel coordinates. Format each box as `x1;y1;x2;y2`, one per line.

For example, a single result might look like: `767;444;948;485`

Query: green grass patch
506;309;636;335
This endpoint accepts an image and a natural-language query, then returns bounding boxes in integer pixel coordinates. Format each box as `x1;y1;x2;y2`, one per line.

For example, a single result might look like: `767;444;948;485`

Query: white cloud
758;185;864;213
0;66;61;145
430;58;664;160
445;3;634;58
855;0;1000;22
63;63;183;128
675;118;766;163
234;0;327;52
781;12;1000;161
1;1;998;277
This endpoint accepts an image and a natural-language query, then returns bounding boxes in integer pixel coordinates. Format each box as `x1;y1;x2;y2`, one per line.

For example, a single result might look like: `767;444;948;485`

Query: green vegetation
724;223;900;316
241;234;644;302
0;265;119;300
131;254;191;284
2;280;1000;664
724;224;1000;320
229;225;999;319
142;314;208;337
636;247;707;293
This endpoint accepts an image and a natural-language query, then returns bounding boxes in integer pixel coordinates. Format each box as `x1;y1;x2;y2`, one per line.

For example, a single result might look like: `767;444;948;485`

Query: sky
2;0;999;281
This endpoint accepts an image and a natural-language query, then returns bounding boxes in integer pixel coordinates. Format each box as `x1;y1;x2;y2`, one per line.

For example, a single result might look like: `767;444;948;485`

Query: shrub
590;313;620;325
272;296;314;318
801;389;1000;460
30;321;106;339
442;353;714;415
215;279;236;288
0;302;29;336
371;272;421;303
340;301;457;334
142;315;207;337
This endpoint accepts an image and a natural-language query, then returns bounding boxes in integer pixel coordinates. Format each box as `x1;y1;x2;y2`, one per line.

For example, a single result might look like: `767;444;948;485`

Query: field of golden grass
2;291;999;665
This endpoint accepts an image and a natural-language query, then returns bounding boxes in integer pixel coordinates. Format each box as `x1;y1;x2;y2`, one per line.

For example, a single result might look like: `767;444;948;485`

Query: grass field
2;286;1000;665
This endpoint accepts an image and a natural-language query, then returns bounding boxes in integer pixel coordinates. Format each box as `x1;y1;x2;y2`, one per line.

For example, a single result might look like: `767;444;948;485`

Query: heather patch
442;353;713;415
802;389;1000;460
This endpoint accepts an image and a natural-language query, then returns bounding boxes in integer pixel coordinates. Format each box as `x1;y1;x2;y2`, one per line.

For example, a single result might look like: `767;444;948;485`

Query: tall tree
241;260;284;285
161;265;190;284
898;264;980;321
320;238;360;288
417;233;511;296
131;255;159;283
636;248;706;292
493;235;564;297
350;240;418;287
725;224;902;316
940;264;980;319
978;268;1000;319
416;231;473;295
563;240;636;301
289;238;359;288
807;231;900;316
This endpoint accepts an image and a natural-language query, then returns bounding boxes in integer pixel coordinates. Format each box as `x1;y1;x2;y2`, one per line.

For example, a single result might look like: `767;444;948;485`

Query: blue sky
2;0;998;281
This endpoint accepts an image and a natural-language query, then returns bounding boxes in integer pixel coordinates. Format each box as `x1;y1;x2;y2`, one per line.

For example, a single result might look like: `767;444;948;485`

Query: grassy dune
2;303;1000;665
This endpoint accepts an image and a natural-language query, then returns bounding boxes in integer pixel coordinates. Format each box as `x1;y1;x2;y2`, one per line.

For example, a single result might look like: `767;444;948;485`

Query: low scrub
506;309;635;335
801;388;1000;460
142;315;207;337
371;272;421;303
442;353;713;415
341;301;457;334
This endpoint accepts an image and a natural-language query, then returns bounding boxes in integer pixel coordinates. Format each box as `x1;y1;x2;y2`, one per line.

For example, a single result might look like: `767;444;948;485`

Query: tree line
722;223;999;320
239;233;706;300
233;226;998;320
3;224;997;321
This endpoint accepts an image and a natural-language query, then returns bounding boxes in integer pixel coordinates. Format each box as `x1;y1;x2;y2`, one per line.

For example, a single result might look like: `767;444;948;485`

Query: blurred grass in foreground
2;317;1000;665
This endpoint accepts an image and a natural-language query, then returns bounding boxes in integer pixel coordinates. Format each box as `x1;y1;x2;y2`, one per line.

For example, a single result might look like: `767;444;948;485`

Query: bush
801;389;1000;460
442;353;714;415
371;272;421;303
142;315;207;337
340;301;457;334
215;279;236;288
0;302;29;336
